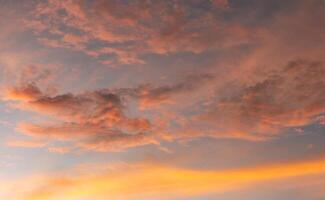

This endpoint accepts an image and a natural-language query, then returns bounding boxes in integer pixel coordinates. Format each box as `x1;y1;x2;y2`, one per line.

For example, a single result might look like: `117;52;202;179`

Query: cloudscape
0;0;324;199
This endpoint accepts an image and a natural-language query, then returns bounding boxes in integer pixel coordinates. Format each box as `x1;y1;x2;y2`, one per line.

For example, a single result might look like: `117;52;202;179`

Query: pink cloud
198;60;325;138
25;0;256;65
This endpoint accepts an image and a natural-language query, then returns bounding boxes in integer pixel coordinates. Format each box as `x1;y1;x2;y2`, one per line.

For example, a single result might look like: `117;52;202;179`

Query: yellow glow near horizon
4;158;325;200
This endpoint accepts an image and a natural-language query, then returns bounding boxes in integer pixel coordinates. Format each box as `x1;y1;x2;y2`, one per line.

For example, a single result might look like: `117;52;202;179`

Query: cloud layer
3;59;324;152
25;0;255;65
0;0;324;153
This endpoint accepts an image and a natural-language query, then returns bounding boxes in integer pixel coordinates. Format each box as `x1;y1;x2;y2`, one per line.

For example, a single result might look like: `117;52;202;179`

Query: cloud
2;66;218;152
25;0;255;65
76;131;157;152
132;73;215;109
2;0;324;152
3;158;325;200
1;65;58;101
11;87;154;151
198;60;325;139
3;84;42;101
6;139;47;148
3;59;324;151
47;146;72;154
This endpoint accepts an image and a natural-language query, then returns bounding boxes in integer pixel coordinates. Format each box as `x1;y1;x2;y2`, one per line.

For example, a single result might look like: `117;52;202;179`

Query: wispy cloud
24;0;255;65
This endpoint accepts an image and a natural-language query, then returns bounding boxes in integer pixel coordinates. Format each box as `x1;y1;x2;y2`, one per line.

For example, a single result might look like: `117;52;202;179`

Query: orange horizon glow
1;158;324;200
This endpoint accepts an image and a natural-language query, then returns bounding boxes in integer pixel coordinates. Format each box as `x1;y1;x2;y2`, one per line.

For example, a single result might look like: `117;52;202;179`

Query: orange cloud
3;70;217;152
2;66;158;152
2;0;324;152
4;84;42;101
6;139;47;148
4;59;324;152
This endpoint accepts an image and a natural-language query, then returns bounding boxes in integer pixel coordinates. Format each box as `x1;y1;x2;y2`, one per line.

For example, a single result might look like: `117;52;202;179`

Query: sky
0;0;324;199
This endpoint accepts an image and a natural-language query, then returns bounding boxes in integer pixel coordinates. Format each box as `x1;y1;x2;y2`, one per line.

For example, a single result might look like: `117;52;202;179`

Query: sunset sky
0;0;324;199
